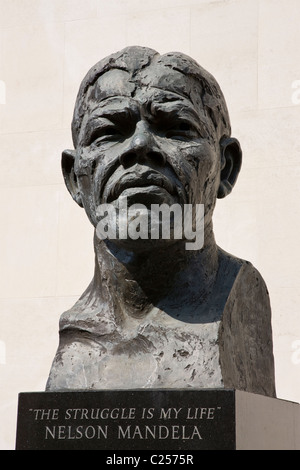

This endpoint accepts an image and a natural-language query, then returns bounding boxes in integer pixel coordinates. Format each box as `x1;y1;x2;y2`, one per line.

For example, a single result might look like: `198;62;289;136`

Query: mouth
104;170;177;204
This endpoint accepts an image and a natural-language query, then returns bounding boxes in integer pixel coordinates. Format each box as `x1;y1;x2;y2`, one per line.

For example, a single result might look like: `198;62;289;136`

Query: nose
119;122;166;168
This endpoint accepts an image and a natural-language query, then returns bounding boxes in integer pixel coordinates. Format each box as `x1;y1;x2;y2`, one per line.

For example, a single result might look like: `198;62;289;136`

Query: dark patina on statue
47;46;276;397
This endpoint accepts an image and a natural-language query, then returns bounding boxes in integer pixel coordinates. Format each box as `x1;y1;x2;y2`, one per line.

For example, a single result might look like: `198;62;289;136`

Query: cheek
177;142;220;204
75;147;97;178
76;174;98;227
75;145;123;226
75;148;103;226
76;151;97;201
76;146;110;193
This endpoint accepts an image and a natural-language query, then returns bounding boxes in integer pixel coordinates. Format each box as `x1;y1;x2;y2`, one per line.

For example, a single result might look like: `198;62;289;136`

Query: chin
108;235;180;254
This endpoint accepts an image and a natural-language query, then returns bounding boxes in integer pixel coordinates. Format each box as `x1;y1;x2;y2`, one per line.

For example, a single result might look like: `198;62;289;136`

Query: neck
89;221;219;322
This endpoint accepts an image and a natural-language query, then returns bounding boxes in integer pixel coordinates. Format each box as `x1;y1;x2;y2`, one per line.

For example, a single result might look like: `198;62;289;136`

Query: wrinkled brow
87;99;139;122
149;100;211;135
86;94;210;134
150;100;200;120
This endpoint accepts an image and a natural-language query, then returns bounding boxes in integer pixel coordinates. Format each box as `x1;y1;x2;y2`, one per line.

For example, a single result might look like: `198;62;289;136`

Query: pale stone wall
0;0;299;449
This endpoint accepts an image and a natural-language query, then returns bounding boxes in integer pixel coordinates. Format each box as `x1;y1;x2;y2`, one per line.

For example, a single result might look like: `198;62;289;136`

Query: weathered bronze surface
47;46;276;397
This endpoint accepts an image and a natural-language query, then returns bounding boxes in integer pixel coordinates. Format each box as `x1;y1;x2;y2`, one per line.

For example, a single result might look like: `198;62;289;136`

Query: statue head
62;46;242;249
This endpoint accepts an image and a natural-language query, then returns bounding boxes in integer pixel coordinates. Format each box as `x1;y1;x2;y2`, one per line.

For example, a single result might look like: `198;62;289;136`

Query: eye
165;120;198;140
177;122;192;131
88;126;122;145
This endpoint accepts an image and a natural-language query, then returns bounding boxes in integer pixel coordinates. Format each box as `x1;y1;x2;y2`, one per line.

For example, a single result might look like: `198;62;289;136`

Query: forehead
91;69;135;101
137;63;196;99
85;68;210;130
89;66;203;108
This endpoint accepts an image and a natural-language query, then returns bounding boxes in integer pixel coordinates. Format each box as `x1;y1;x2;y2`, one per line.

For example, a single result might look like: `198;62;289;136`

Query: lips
105;170;176;203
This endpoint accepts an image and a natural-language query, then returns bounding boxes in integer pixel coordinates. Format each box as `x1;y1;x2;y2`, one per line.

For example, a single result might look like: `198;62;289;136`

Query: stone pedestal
16;389;299;450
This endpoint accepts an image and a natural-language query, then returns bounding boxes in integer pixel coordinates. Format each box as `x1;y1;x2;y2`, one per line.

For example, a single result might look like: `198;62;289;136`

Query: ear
61;149;83;207
217;137;242;199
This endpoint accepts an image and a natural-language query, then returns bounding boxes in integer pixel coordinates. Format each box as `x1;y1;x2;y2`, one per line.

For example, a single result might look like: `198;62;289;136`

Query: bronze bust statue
47;46;276;397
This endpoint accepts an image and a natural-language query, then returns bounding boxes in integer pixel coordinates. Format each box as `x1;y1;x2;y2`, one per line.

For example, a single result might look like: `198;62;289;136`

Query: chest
48;318;223;391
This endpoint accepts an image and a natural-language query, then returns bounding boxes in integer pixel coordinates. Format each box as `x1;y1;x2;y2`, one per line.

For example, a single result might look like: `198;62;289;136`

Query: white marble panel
0;129;72;188
0;0;98;28
0;23;65;133
258;0;300;109
125;6;191;55
0;185;60;298
56;188;94;297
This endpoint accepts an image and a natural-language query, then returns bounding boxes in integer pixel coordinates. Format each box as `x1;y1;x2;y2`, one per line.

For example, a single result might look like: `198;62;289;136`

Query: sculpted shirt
46;248;276;398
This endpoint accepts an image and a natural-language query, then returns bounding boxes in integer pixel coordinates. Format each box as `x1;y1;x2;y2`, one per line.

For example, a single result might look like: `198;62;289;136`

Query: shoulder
217;247;270;301
207;247;269;323
216;246;272;333
217;248;276;397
